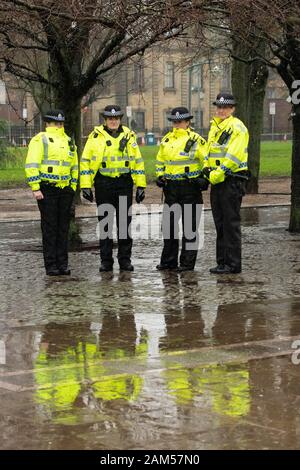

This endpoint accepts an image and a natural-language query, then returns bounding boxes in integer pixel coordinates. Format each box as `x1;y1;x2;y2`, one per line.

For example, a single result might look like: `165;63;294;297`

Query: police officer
155;107;208;272
80;105;146;272
203;93;249;274
25;110;78;276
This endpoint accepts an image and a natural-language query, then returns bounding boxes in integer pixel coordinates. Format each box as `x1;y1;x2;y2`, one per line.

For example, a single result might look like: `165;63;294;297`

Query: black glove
82;188;94;202
156;176;166;188
192;177;209;191
202;167;212;179
136;187;145;204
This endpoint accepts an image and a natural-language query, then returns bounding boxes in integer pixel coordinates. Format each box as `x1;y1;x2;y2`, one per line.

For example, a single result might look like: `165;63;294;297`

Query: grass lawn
143;140;293;181
0;141;293;188
0;168;26;189
260;141;292;177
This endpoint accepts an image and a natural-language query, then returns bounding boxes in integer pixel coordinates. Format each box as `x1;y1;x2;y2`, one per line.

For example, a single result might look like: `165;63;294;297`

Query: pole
271;114;275;141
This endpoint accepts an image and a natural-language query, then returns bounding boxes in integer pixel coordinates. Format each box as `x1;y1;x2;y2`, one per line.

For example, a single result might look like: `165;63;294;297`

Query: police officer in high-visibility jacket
25;110;78;276
80;105;146;272
155;107;208;272
203;93;249;274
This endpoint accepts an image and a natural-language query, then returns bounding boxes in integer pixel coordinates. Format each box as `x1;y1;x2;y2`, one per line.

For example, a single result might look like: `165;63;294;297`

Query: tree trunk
231;43;268;194
289;106;300;232
247;60;269;193
52;92;83;246
231;43;249;125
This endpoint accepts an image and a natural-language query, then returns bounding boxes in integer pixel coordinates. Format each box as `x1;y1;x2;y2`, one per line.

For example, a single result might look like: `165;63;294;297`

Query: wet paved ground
1;205;300;449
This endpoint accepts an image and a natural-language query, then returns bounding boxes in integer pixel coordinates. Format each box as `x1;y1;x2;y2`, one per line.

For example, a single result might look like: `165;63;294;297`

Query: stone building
0;45;292;142
83;46;232;138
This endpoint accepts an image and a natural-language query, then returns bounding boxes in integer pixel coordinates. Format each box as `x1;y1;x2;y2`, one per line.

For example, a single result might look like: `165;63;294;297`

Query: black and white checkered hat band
103;111;123;117
44;114;65;121
215;99;235;106
168;112;193;121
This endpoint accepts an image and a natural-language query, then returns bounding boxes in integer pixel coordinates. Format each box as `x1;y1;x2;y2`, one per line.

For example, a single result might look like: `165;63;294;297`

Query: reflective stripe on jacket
155;127;207;180
25;126;79;191
204;116;249;185
80;125;146;188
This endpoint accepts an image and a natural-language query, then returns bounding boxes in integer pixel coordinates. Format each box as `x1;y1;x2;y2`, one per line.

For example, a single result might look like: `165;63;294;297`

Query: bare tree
0;0;205;149
223;0;300;231
190;0;300;229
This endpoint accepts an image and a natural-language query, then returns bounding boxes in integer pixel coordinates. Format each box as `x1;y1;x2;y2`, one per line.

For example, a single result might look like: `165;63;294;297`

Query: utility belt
40;181;58;188
95;171;132;180
40;181;73;190
164;177;200;186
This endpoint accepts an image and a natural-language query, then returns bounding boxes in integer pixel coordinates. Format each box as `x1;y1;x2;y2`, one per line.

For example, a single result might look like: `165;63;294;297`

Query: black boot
46;268;60;276
209;264;224;274
156;264;178;271
99;263;113;272
119;262;134;272
177;265;194;272
210;264;241;274
59;268;71;275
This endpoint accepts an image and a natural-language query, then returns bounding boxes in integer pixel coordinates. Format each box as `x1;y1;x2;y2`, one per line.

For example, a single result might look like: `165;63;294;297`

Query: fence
0;125;294;148
0;126;41;147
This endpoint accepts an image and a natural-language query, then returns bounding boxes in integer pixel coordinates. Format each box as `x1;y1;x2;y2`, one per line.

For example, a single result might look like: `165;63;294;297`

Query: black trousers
94;172;133;267
38;184;74;272
160;180;203;269
210;177;245;271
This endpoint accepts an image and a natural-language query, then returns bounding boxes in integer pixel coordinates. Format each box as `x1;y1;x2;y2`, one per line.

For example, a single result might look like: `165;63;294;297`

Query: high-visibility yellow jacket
163;362;250;417
80;125;146;188
204;115;249;185
155;127;207;180
25;126;79;191
34;340;144;424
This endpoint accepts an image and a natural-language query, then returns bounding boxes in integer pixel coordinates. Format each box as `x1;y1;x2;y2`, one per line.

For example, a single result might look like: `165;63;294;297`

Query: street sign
269;102;276;115
126;106;132;118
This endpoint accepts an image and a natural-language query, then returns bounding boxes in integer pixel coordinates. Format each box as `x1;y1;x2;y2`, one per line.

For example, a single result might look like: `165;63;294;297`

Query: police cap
167;107;193;122
102;105;124;118
43;109;65;122
213;93;237;107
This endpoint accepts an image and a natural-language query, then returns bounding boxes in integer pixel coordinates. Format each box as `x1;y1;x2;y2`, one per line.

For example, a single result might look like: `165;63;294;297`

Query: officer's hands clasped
82;188;94;203
136;187;145;204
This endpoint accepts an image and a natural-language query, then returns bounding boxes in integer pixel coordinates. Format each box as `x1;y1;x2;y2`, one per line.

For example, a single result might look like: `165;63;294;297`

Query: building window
191;65;203;91
132;111;145;132
164;62;175;89
132;62;145;92
164;109;172;130
221;63;231;92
